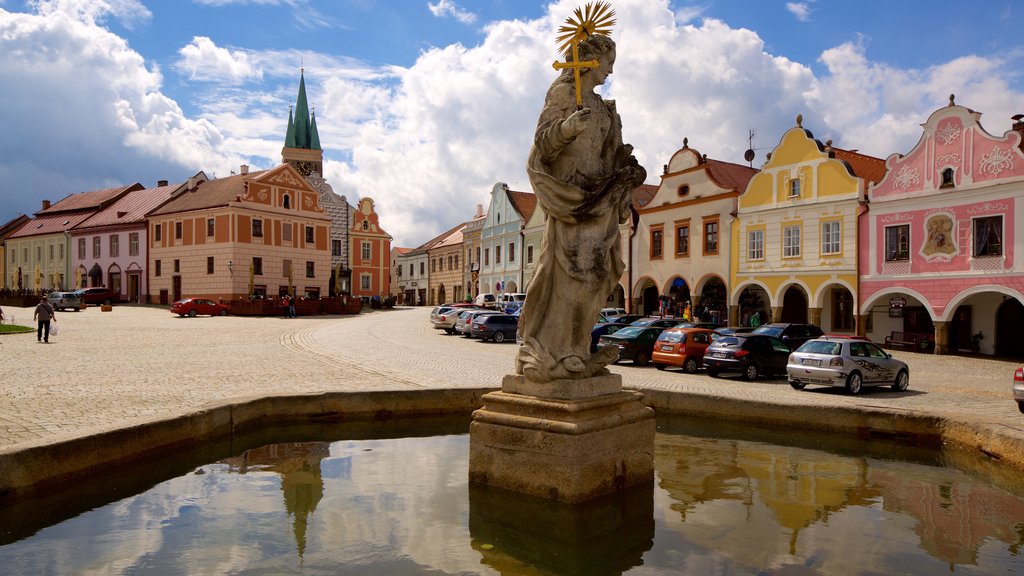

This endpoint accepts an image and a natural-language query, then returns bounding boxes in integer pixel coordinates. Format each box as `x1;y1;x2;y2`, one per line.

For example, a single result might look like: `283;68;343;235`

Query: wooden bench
885;331;933;351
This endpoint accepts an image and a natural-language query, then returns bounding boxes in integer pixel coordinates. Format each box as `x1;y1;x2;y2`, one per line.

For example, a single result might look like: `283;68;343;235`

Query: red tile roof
0;214;31;241
631;184;658;210
705;159;758;191
40;184;142;214
431;222;466;249
506;190;537;222
76;183;181;229
832;147;886;190
149;171;265;216
9;211;96;239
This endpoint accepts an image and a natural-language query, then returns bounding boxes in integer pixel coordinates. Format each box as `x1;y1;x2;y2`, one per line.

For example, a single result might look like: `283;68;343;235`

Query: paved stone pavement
1;304;1022;452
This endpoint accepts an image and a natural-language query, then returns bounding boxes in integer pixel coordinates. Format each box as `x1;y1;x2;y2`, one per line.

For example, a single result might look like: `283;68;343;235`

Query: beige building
462;205;486;300
427;222;467;305
147;164;331;303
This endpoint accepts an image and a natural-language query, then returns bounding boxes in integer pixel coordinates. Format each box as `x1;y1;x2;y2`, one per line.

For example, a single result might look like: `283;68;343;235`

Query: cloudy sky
1;0;1022;247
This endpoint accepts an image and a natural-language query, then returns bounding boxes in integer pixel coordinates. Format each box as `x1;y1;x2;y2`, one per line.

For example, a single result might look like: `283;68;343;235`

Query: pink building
860;96;1024;356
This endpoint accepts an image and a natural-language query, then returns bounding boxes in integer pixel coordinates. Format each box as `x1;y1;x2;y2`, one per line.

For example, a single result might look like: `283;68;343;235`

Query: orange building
147;165;331;303
349;197;392;300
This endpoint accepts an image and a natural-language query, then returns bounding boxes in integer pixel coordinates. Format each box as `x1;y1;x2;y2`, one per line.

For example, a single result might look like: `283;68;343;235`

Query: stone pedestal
469;373;655;503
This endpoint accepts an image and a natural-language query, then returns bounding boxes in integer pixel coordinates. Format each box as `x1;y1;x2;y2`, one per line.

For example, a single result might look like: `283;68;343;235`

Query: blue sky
1;0;1022;247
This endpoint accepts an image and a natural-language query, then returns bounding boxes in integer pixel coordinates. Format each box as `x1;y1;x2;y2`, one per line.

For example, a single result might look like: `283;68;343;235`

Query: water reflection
218;441;330;559
1;418;1022;575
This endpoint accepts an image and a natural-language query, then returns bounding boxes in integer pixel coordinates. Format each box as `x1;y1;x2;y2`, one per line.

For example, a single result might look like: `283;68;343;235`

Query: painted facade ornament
257;190;268;201
935;153;961;167
880;213;913;224
936;121;962;146
921;213;957;259
303;195;314;209
270;171;303;187
967;201;1009;215
978;146;1014;176
892;165;919;191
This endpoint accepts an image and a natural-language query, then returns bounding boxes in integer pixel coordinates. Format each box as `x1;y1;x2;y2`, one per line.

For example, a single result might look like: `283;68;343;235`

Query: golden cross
552;38;598;110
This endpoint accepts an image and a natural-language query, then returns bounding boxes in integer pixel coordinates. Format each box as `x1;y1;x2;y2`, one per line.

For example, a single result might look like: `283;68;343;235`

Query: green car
597;326;666;366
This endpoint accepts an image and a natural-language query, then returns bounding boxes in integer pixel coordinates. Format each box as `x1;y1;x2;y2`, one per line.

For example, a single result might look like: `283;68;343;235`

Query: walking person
34;295;56;343
288;295;297;318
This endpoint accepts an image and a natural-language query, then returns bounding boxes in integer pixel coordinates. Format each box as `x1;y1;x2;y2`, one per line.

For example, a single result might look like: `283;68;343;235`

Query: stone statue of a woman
516;33;646;383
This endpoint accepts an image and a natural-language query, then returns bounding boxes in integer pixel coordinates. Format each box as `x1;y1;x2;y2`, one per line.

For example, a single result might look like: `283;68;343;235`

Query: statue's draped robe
516;80;644;382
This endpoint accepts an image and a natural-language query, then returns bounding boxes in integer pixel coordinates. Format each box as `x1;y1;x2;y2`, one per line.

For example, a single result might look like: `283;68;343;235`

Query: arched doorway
996;298;1024;358
666;277;690;317
438;284;446;305
505;281;518;293
737;285;770;327
607;284;625;310
781;286;808;323
822;285;855;333
698;278;727;325
640;283;659;316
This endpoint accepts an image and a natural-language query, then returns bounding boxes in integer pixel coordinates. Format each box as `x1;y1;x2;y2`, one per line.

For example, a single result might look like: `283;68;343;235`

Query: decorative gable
871;97;1024;200
244;164;323;214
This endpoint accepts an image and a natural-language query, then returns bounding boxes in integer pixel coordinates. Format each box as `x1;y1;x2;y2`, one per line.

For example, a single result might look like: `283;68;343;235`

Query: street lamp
227;260;234;274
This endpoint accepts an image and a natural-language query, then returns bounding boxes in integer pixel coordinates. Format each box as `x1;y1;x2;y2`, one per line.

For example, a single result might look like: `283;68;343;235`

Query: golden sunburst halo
556;1;616;57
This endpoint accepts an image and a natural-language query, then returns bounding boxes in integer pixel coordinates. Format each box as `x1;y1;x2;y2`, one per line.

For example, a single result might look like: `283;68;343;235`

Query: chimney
157;179;168;187
41;200;51;211
240;164;249;175
475;204;484;218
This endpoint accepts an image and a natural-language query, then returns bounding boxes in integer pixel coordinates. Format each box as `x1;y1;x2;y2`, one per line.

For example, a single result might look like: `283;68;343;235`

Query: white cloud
30;0;152;28
674;5;706;24
3;0;1024;248
176;37;263;83
786;2;812;22
427;0;477;25
0;2;245;217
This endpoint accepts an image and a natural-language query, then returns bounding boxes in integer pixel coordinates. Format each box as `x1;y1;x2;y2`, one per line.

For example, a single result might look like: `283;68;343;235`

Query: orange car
652;327;714;373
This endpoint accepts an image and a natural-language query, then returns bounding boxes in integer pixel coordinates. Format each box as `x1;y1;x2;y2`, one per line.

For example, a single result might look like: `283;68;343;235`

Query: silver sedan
787;338;910;394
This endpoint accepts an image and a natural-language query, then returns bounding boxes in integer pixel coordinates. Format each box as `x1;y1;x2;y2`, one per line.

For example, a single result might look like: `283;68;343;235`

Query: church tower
282;69;323;178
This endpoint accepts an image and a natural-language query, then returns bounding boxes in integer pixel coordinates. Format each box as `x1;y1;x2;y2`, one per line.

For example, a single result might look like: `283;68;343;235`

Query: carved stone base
469;373;655;503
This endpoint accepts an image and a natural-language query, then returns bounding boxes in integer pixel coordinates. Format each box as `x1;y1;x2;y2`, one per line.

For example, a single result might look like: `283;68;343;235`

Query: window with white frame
788;178;801;197
748;229;764;260
783;225;801;257
129;233;139;256
821;221;841;255
360;274;371;291
884;225;910;261
93;236;101;258
973;215;1003;256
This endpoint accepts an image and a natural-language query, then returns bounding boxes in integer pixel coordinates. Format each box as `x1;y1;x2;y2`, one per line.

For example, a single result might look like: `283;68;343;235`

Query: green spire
284;106;297;148
284;69;322;151
309;109;321;151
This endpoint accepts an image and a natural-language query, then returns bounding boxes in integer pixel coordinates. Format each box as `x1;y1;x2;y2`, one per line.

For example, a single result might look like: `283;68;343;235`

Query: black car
470;313;519;343
702;334;791;380
597;326;666;366
591;322;629;353
750;323;824;351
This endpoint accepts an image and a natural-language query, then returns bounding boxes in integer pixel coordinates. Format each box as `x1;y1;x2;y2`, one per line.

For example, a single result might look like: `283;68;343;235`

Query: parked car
674;321;726;330
171;298;230;317
597;326;667;366
712;326;756;341
430;305;464;334
652;327;714;373
1012;367;1023;414
787;337;910;394
600;307;627;318
601;314;643;326
630;317;681;329
703;334;791;380
751;322;824;351
470;313;519;342
591;322;629;353
457;309;499;337
74;287;119;305
47;291;82;311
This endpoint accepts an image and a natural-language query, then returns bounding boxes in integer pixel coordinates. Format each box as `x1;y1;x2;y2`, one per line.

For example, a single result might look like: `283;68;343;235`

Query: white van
474;293;497;308
500;293;526;304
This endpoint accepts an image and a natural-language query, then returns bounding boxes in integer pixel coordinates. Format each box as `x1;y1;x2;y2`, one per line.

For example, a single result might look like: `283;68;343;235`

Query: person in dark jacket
34;295;57;343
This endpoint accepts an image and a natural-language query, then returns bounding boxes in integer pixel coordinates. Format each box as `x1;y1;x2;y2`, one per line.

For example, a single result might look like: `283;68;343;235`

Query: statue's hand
561;108;592;140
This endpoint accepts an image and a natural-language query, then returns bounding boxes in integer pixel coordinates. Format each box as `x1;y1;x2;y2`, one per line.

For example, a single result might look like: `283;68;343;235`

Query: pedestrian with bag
34;295;57;343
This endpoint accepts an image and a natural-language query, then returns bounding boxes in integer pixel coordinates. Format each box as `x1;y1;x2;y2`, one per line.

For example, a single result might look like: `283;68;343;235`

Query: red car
171;298;229;317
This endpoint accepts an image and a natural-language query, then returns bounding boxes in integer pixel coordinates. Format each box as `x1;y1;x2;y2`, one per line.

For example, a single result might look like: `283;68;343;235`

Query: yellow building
426;222;466;305
731;116;884;332
0;215;31;290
